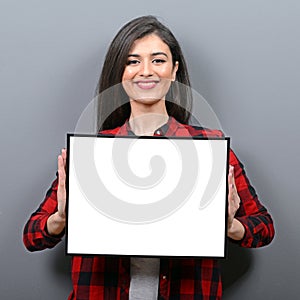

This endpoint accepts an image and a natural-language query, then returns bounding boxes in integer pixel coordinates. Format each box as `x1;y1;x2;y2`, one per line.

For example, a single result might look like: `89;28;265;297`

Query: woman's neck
129;101;169;136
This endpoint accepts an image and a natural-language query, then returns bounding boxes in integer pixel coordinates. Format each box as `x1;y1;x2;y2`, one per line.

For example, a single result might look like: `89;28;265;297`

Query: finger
58;155;66;185
61;148;67;168
229;165;239;192
228;167;240;211
58;154;64;172
228;165;234;185
228;166;235;198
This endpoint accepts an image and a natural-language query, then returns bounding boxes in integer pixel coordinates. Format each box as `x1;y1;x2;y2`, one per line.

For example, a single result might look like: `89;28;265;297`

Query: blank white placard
66;135;229;258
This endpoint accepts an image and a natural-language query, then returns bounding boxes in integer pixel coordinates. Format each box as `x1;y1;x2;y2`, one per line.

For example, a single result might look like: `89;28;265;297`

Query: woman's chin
130;97;165;106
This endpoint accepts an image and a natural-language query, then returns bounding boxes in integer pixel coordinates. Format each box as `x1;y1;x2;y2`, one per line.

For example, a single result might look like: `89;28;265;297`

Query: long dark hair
96;15;192;131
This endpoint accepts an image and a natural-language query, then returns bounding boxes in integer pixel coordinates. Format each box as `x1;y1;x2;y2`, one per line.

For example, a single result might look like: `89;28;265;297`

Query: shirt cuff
229;217;252;247
41;216;65;246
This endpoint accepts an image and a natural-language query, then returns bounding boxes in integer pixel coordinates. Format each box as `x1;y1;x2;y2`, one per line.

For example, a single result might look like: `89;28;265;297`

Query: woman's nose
139;61;153;77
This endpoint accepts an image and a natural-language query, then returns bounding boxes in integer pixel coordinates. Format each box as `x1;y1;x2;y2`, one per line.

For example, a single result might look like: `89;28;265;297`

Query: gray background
0;0;299;299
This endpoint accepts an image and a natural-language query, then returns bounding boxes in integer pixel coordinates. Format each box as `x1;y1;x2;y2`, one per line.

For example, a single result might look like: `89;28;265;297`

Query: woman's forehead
129;34;171;55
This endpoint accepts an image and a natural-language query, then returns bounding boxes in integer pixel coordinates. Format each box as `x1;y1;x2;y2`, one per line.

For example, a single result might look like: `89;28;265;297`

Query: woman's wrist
46;212;66;236
227;218;245;241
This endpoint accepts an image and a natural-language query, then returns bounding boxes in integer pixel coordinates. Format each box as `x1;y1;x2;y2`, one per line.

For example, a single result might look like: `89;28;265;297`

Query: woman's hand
227;165;245;240
46;149;67;236
57;148;67;219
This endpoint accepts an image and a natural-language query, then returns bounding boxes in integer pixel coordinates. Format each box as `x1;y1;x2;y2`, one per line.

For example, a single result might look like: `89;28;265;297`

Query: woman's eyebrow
151;52;168;57
127;52;168;58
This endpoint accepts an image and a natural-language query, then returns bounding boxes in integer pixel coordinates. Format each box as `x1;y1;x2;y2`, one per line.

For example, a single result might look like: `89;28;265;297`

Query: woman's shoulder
181;123;224;138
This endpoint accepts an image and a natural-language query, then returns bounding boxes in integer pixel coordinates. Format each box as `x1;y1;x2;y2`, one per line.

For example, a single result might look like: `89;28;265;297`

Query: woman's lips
135;81;158;90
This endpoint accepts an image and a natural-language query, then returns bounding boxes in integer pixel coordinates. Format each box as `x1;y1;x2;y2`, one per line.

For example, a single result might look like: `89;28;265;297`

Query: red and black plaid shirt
23;117;274;299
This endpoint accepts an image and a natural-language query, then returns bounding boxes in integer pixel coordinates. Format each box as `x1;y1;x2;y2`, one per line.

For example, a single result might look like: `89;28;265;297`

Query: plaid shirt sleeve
23;176;64;251
229;150;275;248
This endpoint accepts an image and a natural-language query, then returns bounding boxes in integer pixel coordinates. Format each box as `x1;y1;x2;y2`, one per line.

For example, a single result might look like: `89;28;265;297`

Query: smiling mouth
135;81;159;90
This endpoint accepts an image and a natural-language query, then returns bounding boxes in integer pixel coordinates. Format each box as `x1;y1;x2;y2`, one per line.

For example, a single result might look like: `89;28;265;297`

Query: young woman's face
122;34;178;105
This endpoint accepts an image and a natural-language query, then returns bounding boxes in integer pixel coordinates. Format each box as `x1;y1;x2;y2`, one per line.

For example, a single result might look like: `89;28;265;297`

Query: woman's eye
153;59;166;64
126;60;140;65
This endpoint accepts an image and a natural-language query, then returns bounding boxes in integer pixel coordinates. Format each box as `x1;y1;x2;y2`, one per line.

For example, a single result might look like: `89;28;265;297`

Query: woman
23;15;274;299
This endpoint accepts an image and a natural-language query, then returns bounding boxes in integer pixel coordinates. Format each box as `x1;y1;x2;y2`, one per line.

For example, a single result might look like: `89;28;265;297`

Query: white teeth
139;82;155;86
134;81;158;89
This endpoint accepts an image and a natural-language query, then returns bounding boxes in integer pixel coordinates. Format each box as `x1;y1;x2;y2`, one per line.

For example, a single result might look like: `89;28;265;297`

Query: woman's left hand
227;165;241;232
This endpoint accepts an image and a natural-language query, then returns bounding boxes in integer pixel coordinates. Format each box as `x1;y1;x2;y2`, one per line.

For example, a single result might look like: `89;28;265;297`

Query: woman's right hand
46;149;67;236
57;148;67;219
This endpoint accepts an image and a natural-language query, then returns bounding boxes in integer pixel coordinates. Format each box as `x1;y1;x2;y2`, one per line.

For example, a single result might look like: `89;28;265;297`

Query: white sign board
66;135;229;258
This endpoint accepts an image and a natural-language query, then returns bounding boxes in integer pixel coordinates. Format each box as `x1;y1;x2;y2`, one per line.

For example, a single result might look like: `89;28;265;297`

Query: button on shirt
154;129;163;136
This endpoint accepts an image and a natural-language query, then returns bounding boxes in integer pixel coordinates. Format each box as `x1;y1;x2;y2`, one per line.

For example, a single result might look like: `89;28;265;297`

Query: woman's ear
172;61;179;81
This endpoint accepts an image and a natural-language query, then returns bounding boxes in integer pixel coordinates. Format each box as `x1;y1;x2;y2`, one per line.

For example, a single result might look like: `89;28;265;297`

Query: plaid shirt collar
116;116;189;137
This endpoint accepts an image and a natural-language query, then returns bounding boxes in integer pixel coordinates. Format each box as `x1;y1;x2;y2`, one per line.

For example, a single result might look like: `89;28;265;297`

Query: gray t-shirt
129;257;160;300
